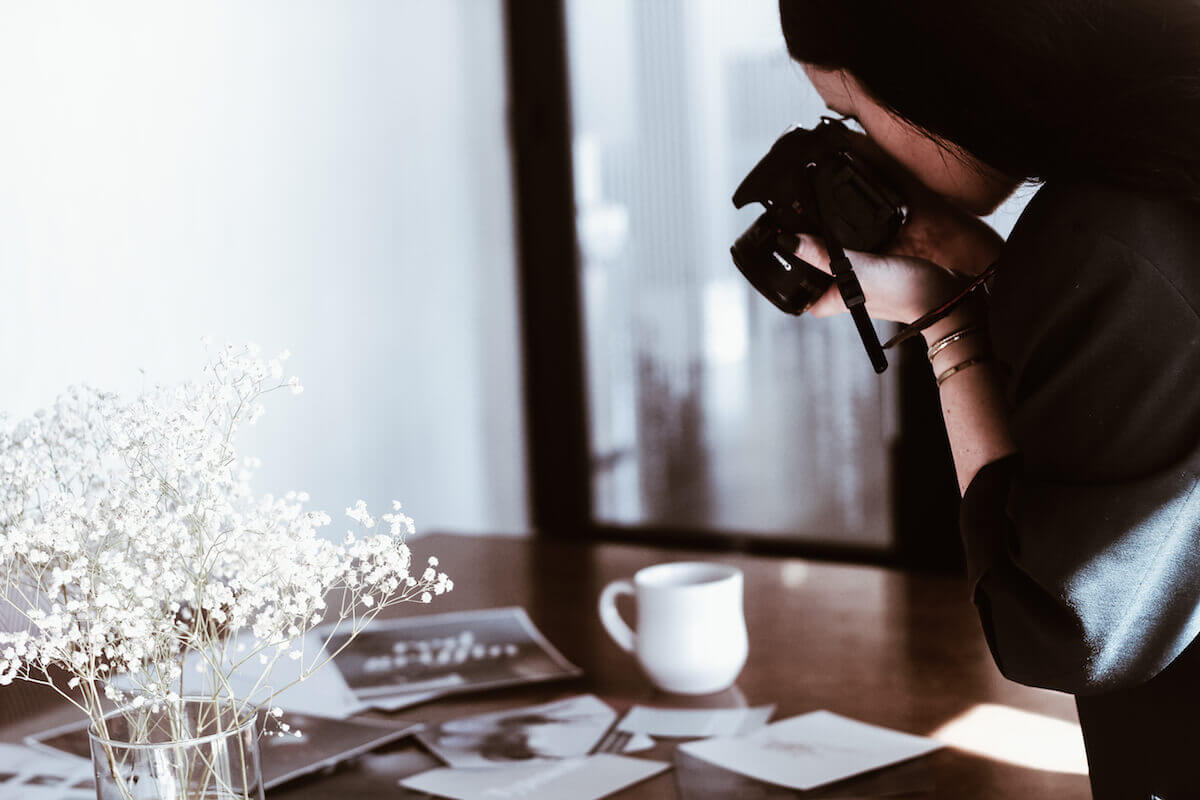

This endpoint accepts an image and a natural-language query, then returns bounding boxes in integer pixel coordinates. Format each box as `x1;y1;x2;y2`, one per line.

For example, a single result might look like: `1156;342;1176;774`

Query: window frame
503;0;961;570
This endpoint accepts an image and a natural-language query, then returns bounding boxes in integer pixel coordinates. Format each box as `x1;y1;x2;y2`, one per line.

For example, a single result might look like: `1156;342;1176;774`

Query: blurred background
0;0;1034;564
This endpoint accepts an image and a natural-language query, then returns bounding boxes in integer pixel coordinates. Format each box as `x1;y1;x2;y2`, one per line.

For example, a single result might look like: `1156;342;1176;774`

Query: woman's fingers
793;233;848;318
792;231;876;279
808;286;846;318
792;232;923;322
790;230;976;324
792;233;832;273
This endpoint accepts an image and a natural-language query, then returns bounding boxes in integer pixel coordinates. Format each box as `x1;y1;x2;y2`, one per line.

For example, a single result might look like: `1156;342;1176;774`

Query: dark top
960;179;1200;799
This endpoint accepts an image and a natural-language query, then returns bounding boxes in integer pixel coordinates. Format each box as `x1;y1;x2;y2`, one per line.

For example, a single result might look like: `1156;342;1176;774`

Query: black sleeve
960;197;1200;696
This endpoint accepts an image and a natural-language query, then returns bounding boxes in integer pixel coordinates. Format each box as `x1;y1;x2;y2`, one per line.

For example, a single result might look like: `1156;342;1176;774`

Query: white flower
346;500;375;529
0;344;449;747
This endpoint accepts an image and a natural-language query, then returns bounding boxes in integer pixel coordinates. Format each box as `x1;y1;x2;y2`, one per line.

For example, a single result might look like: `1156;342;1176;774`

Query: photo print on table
0;742;94;800
27;711;418;791
416;695;617;769
318;607;582;708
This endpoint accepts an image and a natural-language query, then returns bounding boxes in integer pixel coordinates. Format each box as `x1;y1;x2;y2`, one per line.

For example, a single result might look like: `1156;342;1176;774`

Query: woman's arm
795;178;1200;693
793;225;1020;495
919;306;1017;494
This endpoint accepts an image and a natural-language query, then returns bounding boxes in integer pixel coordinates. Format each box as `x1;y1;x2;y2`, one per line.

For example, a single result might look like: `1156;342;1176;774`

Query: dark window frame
503;0;961;571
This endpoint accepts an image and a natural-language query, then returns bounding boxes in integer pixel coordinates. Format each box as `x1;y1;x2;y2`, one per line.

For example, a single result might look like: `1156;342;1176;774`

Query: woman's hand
792;235;970;324
847;129;1006;277
796;129;1007;324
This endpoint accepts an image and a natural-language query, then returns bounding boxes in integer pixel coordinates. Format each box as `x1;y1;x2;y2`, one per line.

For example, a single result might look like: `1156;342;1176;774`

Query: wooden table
0;533;1092;798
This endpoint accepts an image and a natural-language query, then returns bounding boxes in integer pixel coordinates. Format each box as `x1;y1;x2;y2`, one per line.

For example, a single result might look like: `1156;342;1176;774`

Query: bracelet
936;356;991;387
926;326;978;361
881;261;999;351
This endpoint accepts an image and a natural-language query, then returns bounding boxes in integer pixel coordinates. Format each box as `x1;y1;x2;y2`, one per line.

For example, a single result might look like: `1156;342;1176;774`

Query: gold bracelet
926;326;978;361
936;356;990;387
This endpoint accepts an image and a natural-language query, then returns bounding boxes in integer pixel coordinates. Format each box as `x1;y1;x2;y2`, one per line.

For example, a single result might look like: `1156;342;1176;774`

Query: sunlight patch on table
930;703;1088;775
780;562;809;588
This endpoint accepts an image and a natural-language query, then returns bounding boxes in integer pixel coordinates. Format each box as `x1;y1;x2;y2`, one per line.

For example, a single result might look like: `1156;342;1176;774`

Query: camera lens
730;213;834;315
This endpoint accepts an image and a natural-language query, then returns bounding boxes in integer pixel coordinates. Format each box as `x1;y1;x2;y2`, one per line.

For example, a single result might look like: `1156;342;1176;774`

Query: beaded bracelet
935;356;991;387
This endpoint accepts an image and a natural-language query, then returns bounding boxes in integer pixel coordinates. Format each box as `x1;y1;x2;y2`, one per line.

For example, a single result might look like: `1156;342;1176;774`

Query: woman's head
800;65;1018;215
779;0;1200;208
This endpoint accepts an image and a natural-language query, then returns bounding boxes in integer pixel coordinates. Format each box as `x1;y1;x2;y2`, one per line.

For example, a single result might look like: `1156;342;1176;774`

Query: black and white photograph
27;711;417;791
0;743;93;800
320;607;583;704
415;694;617;768
1;1;1197;798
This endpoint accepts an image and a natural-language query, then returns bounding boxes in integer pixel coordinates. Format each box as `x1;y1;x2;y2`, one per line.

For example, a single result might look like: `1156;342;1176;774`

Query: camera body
731;118;908;316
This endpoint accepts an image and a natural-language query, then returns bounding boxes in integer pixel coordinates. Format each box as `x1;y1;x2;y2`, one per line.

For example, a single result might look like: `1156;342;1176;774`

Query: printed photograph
0;743;94;800
416;694;616;768
321;607;581;703
27;711;416;791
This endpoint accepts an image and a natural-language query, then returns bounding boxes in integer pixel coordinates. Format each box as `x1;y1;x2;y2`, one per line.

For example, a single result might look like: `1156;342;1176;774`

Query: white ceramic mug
598;561;748;695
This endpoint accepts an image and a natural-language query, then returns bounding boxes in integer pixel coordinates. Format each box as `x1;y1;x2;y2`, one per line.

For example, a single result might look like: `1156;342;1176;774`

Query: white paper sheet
677;710;942;791
399;753;670;800
113;632;366;719
623;733;655;753
196;633;366;718
236;652;366;719
617;705;774;738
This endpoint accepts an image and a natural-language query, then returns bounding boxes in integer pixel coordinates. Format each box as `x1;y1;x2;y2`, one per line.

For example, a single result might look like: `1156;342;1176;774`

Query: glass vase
87;697;264;800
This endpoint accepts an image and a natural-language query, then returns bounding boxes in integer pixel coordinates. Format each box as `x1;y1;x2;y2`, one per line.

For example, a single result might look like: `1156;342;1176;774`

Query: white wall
0;1;529;536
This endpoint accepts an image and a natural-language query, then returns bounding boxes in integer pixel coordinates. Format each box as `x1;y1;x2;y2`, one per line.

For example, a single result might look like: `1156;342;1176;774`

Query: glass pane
566;0;1028;546
0;1;526;535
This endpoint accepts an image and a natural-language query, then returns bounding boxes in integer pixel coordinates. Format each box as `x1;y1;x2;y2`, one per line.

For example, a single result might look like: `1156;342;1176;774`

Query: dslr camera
731;118;908;372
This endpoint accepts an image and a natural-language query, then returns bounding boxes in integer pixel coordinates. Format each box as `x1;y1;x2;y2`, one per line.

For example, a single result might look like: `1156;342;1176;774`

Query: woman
777;1;1200;796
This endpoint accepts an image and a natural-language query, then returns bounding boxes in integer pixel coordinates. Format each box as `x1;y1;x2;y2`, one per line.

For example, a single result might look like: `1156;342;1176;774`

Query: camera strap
803;163;889;374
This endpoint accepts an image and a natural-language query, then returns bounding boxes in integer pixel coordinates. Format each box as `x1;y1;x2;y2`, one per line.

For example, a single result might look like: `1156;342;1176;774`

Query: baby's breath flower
0;344;450;747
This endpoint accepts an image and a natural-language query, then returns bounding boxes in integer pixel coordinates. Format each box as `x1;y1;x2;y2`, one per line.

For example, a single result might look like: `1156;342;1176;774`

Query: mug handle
598;579;636;653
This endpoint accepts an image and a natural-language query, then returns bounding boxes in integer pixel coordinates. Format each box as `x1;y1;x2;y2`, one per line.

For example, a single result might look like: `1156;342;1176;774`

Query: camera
731;118;908;372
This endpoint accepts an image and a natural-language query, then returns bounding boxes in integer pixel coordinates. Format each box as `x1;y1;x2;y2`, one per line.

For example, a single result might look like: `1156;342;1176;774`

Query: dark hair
779;0;1200;206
